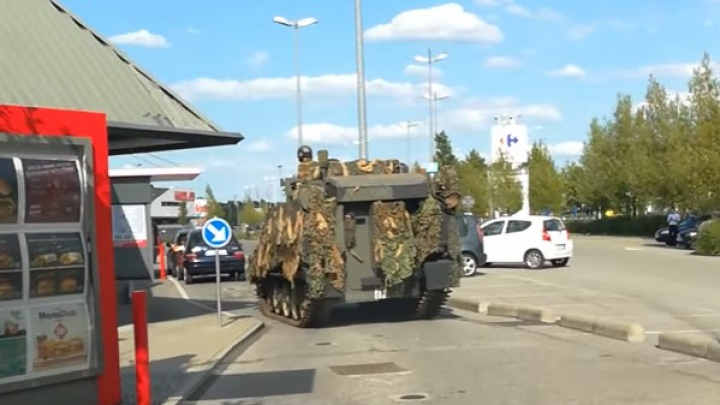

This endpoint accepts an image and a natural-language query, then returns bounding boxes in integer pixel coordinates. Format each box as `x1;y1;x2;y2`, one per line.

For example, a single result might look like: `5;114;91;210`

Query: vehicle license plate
206;249;227;256
374;288;387;300
556;244;566;250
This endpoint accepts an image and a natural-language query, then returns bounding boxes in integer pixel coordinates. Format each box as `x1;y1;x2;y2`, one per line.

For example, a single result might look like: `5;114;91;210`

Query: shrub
696;220;720;256
565;215;666;237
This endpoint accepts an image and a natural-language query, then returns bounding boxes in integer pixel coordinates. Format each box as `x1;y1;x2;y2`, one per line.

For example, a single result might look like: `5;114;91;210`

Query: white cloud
475;0;501;5
567;24;596;40
245;51;270;68
170;74;455;102
548;141;584;156
628;62;718;78
483;56;521;69
243;139;273;152
546;64;585;78
404;64;442;78
365;3;503;43
285;122;426;145
443;97;563;131
108;29;170;48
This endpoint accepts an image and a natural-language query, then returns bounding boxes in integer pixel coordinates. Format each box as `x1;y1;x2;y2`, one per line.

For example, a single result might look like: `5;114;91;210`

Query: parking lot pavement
186;305;720;405
453;235;720;340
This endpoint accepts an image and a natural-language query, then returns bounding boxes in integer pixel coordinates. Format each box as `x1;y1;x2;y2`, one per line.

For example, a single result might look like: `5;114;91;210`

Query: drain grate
315;341;334;346
389;393;430;402
328;362;407;376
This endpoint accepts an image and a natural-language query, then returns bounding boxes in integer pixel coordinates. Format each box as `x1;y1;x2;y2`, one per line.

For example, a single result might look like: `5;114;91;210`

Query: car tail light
542;230;551;242
476;224;484;243
565;230;571;240
233;251;244;258
185;253;197;261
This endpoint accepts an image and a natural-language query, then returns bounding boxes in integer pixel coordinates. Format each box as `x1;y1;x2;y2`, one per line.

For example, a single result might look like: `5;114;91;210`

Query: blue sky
62;0;720;201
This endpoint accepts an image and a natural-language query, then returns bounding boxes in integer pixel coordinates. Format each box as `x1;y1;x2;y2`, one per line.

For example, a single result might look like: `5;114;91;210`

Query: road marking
624;247;643;251
168;275;238;318
118;324;133;333
498;274;634;300
646;328;720;335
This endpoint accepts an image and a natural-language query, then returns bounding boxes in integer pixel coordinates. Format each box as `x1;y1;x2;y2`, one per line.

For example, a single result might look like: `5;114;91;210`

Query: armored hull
247;155;462;327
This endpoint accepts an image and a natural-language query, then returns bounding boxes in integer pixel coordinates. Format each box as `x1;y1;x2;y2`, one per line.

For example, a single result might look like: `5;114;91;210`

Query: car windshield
187;231;240;249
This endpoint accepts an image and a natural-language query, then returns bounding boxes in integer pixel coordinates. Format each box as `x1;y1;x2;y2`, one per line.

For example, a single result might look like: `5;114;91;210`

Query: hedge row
696;220;720;256
564;215;667;237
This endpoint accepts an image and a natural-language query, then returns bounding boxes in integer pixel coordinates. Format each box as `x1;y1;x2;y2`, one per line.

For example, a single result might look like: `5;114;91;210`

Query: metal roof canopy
0;0;243;155
109;167;202;182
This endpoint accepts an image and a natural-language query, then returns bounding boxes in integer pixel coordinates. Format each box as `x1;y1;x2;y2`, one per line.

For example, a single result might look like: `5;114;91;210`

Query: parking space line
168;275;237;318
498;274;635;300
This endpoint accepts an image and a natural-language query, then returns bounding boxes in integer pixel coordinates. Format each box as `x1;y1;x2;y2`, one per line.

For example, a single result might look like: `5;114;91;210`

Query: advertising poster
0;308;28;380
27;233;85;298
111;204;148;248
21;159;82;224
0;158;19;225
0;234;22;301
29;303;90;373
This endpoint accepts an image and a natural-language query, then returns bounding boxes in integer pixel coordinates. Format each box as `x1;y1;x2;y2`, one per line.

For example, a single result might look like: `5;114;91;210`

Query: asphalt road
168;236;720;405
454;235;720;339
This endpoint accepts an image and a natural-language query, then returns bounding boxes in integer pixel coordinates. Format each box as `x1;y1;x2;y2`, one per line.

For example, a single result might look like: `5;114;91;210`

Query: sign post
201;217;233;327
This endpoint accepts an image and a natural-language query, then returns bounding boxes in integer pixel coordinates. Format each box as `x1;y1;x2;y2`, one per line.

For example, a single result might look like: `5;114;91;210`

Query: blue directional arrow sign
506;134;519;147
202;217;232;249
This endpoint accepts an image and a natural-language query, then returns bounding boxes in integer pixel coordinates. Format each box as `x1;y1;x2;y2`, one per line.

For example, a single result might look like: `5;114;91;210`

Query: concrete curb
517;306;556;324
446;297;488;313
658;332;720;361
487;302;518;317
447;299;555;323
161;320;265;405
559;314;645;343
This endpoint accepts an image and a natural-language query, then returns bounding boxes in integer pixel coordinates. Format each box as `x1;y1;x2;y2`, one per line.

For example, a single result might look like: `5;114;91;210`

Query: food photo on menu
0;234;22;301
27;233;85;298
0;308;28;379
30;303;89;373
22;158;82;224
0;157;19;225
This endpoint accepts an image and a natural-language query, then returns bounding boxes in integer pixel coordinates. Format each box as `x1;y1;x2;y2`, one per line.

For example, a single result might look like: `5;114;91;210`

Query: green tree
411;161;423;173
434;131;458;166
204;184;227;220
527;142;563;214
560;162;586;211
177;201;189;225
488;153;522;214
456;149;489;215
240;198;264;226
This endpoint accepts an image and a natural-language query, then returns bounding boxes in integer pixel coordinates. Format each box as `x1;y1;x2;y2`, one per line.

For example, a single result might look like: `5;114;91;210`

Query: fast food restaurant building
0;1;243;405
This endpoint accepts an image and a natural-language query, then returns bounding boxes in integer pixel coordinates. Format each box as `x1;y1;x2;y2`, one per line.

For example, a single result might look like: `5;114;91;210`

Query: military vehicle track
257;274;449;327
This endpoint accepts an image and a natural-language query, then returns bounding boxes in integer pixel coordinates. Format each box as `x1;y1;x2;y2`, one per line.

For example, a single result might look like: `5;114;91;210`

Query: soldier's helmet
297;145;313;162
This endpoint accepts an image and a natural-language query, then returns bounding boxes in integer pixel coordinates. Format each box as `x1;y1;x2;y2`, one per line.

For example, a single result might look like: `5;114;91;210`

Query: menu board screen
0;158;19;225
0;308;27;380
0;234;22;302
29;303;90;373
21;159;82;224
27;233;85;298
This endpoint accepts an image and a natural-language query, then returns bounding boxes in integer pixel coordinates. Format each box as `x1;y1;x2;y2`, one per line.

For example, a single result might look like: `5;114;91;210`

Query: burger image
0;179;16;222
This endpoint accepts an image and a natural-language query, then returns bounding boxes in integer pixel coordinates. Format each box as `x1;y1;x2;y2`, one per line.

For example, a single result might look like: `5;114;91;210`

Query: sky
61;0;720;202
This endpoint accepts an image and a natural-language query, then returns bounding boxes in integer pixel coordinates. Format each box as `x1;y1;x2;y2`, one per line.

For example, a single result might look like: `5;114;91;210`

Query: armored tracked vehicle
247;146;463;327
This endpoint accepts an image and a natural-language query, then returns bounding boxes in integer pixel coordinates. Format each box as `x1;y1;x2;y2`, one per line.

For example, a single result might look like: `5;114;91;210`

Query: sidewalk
117;284;263;405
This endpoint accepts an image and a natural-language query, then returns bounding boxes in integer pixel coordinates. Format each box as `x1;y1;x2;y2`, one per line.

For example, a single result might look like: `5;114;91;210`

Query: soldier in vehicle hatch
296;145;317;181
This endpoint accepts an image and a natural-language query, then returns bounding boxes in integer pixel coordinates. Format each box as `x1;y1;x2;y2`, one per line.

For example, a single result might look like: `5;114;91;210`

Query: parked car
677;217;717;250
178;229;245;284
457;215;487;277
655;215;711;244
480;215;572;269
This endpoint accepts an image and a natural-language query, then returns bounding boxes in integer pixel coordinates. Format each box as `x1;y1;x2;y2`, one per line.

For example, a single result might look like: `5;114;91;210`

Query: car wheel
234;271;246;282
461;253;478;277
524;249;545;270
550;258;569;267
183;267;193;285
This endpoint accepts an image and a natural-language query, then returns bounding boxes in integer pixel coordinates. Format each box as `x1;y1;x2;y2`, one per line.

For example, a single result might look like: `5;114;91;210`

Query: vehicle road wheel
524;249;545;269
550;258;569;267
183;267;193;284
461;253;478;277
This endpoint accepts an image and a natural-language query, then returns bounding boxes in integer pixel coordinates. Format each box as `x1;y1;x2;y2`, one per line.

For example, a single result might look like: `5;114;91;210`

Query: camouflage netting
372;201;417;287
411;196;443;266
303;186;345;297
434;165;463;287
248;204;304;281
346;159;401;175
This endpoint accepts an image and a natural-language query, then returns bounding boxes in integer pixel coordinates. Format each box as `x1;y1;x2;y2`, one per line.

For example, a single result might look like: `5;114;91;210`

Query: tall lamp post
273;16;318;147
422;92;449;137
404;121;419;164
414;49;447;162
354;0;369;160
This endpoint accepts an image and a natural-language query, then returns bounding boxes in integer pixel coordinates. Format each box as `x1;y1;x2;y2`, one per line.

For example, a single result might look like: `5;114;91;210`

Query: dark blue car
178;229;246;284
457;215;487;277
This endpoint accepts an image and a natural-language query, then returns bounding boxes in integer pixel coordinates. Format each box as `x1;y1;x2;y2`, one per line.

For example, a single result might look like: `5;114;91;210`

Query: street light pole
404;121;419;164
414;49;448;163
273;16;319;147
354;0;369;160
424;92;450;135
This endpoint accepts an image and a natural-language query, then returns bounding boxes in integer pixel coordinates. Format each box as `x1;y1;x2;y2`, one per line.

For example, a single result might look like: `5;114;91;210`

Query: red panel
0;105;120;405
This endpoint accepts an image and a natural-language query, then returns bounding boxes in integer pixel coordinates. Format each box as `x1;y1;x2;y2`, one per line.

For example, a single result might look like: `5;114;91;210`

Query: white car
480;215;573;269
